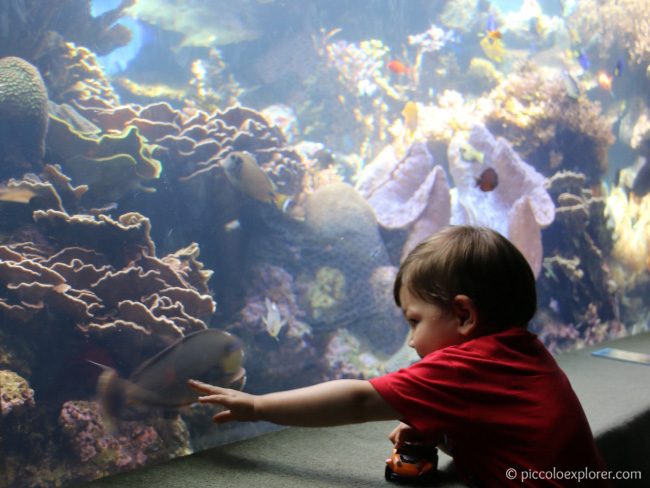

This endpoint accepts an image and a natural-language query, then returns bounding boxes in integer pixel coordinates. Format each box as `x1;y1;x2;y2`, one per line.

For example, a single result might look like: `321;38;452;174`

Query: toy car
385;443;438;484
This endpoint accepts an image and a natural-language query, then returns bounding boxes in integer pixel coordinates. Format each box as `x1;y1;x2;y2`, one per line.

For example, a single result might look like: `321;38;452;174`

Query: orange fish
596;70;613;91
486;30;502;41
387;60;410;75
476;167;499;192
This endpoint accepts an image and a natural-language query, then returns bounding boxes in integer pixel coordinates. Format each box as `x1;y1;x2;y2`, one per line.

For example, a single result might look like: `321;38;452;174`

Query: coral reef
484;64;615;185
304;267;347;324
0;370;35;416
0;0;134;61
569;0;650;67
0;1;129;103
448;124;555;276
0;210;214;372
358;126;554;275
57;400;190;482
299;183;404;355
356;142;451;259
45;111;162;206
0;57;49;178
606;186;650;280
236;264;320;392
538;171;617;326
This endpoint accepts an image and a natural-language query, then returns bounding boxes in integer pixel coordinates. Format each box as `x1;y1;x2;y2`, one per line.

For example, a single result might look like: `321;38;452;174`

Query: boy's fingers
188;379;223;393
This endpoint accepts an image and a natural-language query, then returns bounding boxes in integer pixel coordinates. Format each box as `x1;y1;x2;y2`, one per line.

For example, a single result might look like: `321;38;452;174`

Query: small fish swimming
577;49;590;70
476;167;499;192
596;70;613;91
262;297;286;340
401;101;418;135
480;30;505;63
92;329;245;422
460;143;485;164
562;71;581;100
387;59;410;75
221;151;290;211
632;157;650;198
614;58;624;77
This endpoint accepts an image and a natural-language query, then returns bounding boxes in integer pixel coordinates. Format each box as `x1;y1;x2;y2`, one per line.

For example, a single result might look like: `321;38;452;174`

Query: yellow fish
222;151;290;210
480;32;505;63
262;297;286;340
402;101;419;136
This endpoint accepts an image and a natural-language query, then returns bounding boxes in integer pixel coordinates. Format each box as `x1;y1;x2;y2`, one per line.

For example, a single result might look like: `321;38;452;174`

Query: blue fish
486;12;497;32
614;58;624;77
577;49;590;70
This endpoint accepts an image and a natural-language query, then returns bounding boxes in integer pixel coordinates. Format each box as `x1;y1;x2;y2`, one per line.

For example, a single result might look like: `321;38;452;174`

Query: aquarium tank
0;0;649;486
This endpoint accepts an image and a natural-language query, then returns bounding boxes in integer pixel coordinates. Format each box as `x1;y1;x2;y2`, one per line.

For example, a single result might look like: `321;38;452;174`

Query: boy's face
399;286;463;358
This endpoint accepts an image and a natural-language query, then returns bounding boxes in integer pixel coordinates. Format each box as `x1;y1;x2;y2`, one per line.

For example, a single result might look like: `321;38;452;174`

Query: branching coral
569;0;650;67
538;171;617;328
485;63;615;185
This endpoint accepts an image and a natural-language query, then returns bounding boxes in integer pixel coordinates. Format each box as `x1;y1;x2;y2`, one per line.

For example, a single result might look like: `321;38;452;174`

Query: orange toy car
385;443;438;484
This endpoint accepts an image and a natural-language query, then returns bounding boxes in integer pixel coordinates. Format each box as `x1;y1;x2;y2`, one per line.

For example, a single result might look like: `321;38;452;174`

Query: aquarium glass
1;0;649;485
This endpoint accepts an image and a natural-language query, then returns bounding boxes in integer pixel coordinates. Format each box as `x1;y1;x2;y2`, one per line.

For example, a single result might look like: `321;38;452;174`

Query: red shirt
370;327;609;487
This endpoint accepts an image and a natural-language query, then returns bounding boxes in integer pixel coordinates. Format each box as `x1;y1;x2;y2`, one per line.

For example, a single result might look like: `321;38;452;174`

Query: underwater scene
1;0;650;485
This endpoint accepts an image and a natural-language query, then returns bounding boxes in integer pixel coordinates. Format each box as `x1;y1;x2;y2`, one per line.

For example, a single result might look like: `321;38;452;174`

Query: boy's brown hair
394;225;537;331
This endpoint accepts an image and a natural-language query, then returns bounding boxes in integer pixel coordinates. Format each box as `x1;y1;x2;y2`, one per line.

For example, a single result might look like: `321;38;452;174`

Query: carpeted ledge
81;333;650;488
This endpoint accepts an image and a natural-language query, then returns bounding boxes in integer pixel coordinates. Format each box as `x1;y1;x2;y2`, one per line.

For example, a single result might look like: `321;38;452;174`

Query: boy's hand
389;422;426;448
188;379;258;424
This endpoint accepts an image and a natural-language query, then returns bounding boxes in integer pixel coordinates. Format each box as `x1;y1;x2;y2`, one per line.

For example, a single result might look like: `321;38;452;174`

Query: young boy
189;225;608;487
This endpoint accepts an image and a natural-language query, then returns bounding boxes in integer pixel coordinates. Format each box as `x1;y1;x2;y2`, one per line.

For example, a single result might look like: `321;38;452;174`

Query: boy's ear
451;295;479;337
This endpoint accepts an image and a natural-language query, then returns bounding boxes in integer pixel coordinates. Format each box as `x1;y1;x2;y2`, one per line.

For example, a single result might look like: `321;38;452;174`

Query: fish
460;143;485;164
221;151;290;211
596;70;613;91
387;60;410;75
92;329;245;422
401;101;418;135
476;167;499;192
530;15;548;39
262;297;286;341
486;12;497;32
577;49;590;70
614;58;624;77
224;219;241;232
562;71;580;100
632;157;650;198
480;32;505;63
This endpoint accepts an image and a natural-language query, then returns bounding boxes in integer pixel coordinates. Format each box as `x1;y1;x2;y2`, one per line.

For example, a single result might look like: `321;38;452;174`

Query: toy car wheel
385;465;395;481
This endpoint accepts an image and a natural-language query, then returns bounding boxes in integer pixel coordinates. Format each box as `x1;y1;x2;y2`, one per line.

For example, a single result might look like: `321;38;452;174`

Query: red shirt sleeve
369;350;469;439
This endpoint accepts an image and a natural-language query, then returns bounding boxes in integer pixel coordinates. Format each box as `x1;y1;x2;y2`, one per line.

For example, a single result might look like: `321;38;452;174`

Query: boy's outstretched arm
188;379;401;427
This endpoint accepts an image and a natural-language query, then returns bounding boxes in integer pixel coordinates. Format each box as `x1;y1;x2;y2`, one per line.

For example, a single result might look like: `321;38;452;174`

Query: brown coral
537;171;617;328
0;57;49;177
485;64;615;185
569;0;650;67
